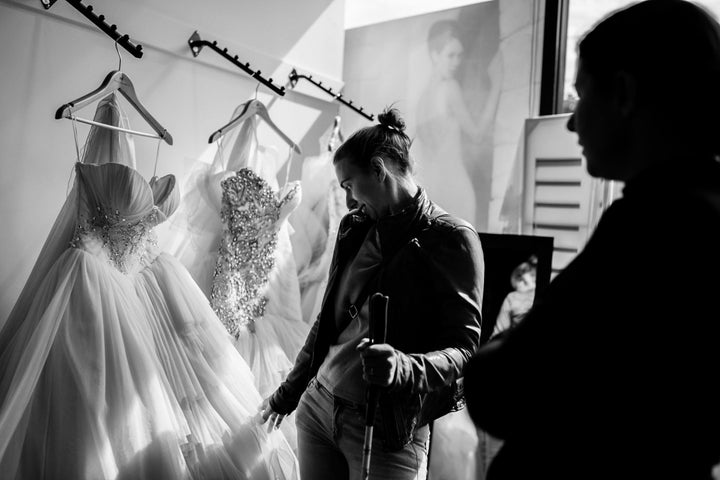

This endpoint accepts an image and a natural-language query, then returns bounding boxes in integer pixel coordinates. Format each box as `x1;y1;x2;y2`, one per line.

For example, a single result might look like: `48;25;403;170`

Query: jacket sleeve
391;224;484;397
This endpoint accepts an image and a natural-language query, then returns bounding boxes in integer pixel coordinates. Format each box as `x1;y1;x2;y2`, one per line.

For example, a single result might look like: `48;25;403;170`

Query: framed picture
478;232;554;345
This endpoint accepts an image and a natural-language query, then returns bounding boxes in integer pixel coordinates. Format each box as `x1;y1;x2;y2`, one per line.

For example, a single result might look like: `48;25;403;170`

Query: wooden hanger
209;99;302;154
55;70;173;145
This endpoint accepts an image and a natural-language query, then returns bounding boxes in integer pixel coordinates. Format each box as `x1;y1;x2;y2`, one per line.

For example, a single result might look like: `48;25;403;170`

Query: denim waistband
314;377;367;412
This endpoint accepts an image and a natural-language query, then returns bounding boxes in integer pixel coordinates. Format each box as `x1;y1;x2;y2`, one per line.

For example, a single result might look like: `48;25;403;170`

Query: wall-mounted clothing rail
188;31;286;97
41;0;144;58
288;69;374;121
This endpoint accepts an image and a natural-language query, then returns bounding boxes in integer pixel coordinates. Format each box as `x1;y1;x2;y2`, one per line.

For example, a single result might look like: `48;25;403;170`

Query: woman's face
567;59;631;180
334;156;387;220
431;37;464;79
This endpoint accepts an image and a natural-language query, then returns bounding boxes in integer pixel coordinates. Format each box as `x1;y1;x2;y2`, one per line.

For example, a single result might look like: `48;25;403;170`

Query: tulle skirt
136;248;298;478
0;243;299;479
0;247;189;479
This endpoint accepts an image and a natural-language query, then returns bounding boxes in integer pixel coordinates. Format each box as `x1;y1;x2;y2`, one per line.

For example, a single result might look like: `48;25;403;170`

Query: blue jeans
296;377;429;480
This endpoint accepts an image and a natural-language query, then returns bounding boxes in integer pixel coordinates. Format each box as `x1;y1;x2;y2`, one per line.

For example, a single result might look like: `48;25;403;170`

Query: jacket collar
337;187;439;262
320;188;434;323
375;187;429;257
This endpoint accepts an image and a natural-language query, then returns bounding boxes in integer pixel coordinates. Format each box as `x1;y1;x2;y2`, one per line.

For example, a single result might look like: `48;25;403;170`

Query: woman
259;107;484;480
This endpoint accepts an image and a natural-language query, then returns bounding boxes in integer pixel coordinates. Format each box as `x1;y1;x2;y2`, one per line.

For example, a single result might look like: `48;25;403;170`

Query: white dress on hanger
210;168;306;398
158;110;309;398
288;130;347;324
0;96;298;480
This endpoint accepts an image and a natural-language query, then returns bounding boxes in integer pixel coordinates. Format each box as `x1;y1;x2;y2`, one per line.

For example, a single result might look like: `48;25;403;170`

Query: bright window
562;0;720;112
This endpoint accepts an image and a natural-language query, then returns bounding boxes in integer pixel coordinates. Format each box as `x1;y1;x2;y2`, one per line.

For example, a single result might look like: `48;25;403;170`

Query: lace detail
70;204;160;273
210;169;299;338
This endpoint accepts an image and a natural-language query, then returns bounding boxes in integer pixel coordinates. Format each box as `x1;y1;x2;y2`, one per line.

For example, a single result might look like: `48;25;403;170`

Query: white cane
361;293;389;480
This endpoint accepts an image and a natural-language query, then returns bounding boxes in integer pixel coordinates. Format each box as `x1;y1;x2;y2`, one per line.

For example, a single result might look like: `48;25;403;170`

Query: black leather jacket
270;189;484;450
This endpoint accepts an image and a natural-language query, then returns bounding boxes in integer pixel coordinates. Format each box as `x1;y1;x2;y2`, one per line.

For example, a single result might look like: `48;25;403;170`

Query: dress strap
152;137;162;178
281;147;293;191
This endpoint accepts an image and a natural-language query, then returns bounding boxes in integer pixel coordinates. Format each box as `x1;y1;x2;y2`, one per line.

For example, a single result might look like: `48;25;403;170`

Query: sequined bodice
70;162;179;273
211;168;301;337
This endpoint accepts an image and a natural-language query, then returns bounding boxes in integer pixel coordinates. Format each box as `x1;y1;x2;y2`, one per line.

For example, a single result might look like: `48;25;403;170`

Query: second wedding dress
159;107;309;401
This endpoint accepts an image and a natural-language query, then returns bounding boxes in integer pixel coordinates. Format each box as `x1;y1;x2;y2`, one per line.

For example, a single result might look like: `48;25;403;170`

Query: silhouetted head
567;0;720;181
333;107;416;219
427;20;464;79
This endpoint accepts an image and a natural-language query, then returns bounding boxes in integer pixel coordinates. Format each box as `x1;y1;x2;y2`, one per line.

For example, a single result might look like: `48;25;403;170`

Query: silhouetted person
465;1;720;478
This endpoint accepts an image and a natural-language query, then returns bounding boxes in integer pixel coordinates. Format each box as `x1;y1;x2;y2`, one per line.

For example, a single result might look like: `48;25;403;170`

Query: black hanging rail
41;0;144;58
188;31;286;97
288;68;374;121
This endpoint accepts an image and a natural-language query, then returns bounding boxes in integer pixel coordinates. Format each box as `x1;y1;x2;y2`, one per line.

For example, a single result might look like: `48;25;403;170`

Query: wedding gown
0;95;298;479
288;132;347;325
210;168;306;398
159;110;309;401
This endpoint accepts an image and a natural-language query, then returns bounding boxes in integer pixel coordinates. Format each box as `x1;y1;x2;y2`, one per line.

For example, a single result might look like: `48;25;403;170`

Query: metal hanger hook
254;83;260;100
115;37;123;71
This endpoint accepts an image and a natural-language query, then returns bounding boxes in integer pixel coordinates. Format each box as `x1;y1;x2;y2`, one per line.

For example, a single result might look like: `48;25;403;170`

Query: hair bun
378;107;406;134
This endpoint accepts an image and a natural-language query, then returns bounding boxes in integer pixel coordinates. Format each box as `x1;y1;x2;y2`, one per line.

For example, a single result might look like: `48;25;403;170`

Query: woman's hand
357;338;398;387
258;396;286;433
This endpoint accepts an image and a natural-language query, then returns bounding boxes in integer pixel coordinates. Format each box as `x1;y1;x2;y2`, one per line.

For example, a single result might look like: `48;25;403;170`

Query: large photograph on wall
343;1;501;231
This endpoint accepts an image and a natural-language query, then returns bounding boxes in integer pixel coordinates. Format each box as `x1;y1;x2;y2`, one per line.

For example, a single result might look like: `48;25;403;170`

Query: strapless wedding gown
159;112;309;399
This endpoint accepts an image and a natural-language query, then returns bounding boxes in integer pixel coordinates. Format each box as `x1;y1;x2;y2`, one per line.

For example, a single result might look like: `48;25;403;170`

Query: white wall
0;0;346;321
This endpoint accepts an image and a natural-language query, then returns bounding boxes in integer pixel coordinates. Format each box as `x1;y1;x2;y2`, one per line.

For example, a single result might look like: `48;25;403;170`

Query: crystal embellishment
70;204;160;273
210;169;299;338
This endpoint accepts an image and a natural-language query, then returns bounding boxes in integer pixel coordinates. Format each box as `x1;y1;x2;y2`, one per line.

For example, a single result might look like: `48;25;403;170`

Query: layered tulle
136;244;298;478
0;243;190;479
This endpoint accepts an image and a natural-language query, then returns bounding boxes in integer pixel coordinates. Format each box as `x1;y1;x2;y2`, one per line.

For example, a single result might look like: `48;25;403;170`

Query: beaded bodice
211;168;301;338
71;206;161;274
69;162;178;274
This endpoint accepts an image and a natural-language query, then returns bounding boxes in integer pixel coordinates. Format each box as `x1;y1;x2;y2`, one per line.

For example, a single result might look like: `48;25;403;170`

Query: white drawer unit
522;114;621;276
